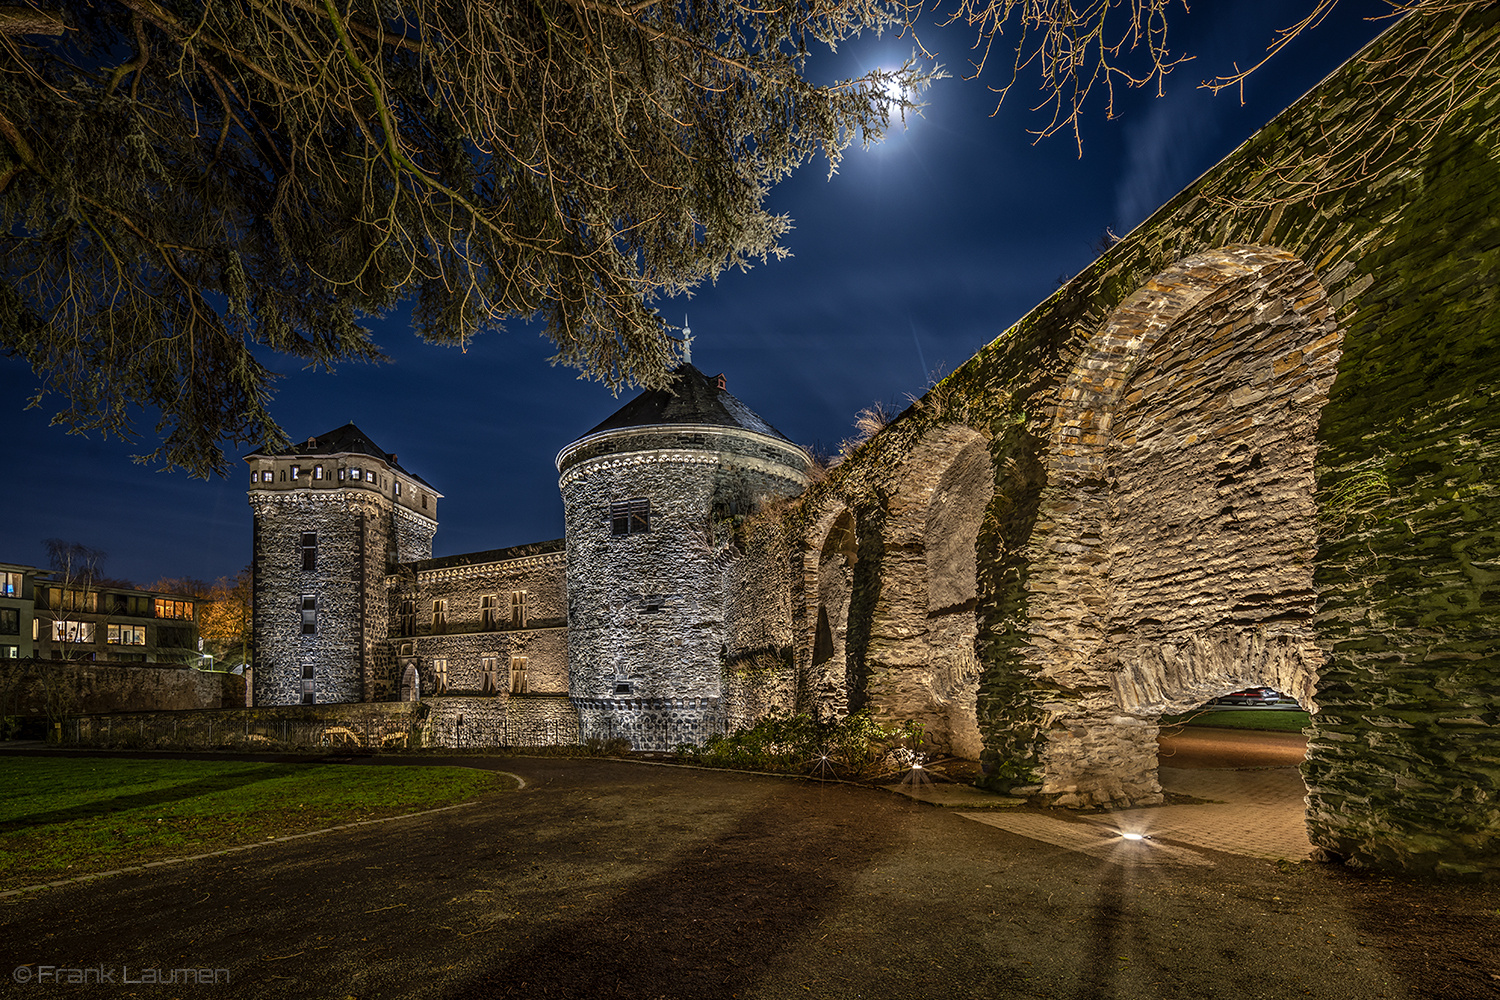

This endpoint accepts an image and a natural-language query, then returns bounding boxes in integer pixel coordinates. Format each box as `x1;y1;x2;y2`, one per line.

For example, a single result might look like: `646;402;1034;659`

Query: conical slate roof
581;364;793;442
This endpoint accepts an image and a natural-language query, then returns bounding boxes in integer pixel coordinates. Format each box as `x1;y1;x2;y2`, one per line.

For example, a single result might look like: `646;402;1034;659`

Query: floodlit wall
751;4;1500;875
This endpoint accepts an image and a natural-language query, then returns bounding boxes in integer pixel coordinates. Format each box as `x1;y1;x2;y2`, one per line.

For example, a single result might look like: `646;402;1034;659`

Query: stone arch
802;504;859;719
866;424;994;756
399;662;420;703
1031;245;1341;806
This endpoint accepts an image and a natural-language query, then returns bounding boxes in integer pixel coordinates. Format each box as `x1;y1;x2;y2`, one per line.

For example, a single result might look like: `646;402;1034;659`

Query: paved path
2;751;1497;999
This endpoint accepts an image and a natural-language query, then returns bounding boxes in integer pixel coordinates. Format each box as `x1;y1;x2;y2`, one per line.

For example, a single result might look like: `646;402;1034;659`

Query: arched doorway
806;507;858;719
1031;246;1341;806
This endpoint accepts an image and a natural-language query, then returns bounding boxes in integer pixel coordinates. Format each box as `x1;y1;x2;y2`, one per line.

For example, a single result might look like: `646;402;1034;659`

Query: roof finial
682;314;692;365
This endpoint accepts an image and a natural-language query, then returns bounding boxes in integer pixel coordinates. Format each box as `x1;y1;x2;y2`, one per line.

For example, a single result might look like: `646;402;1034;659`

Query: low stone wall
1;658;244;726
61;702;423;751
420;695;579;748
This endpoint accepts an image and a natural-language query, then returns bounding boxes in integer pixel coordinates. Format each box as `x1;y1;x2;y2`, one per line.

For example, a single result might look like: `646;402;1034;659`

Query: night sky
2;2;1396;587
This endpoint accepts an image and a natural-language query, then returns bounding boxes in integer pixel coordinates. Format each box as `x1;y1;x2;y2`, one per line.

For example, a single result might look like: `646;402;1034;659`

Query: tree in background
1;0;931;476
149;569;251;669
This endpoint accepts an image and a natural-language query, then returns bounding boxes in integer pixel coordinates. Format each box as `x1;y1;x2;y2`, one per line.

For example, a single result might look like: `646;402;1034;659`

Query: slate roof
408;538;566;573
582;364;793;442
245;423;433;487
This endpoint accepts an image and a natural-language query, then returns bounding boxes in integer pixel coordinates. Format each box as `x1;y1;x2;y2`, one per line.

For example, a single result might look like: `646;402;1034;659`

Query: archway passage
865;424;995;757
1032;246;1341;807
806;508;858;719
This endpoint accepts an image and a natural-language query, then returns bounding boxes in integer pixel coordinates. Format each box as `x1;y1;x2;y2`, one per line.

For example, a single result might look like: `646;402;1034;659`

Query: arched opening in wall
864;424;993;758
806;508;858;719
1033;245;1341;809
399;662;420;702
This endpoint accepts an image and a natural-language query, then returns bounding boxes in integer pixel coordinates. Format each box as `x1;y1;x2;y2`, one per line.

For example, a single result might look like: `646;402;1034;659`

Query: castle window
301;663;316;704
291;465;301;479
481;595;499;631
510;590;529;628
611;498;651;535
301;594;317;635
398;599;415;637
351;468;363;482
509;656;528;695
262;471;273;482
432;658;448;694
395;481;402;497
421;494;428;509
481;655;499;695
301;532;317;572
339;468;345;481
432;599;447;634
314;465;324;480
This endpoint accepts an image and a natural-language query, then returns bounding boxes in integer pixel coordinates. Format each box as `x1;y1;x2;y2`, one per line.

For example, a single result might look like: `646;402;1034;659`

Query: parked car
1211;687;1284;706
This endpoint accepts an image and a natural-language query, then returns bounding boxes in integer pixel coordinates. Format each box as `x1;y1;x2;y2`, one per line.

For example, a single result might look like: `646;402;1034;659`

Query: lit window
52;620;96;643
481;595;499;631
481;655;499;695
314;465;324;480
301;595;317;635
0;571;19;597
351;468;362;481
432;658;448;694
611;498;651;535
291;465;301;479
301;663;316;704
432;599;447;634
339;468;346;481
509;656;529;695
154;598;192;620
107;624;146;645
262;471;273;482
511;590;529;628
0;645;16;659
301;532;317;572
395;481;402;496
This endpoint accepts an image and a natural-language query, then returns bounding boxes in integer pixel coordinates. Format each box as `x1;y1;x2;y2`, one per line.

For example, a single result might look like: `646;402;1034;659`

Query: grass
1160;709;1312;733
0;757;513;891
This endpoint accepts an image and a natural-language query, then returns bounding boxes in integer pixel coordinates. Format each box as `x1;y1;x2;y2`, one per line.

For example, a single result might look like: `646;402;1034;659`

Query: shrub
684;709;923;780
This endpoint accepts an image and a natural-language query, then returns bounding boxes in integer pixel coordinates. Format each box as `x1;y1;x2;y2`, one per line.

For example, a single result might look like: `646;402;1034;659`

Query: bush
682;709;924;781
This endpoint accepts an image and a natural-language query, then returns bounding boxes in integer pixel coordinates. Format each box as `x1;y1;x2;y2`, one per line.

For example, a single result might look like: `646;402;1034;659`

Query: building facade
248;367;808;750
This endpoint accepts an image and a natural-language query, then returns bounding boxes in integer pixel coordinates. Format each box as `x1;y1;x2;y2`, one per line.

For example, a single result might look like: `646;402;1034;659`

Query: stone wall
61;701;422;751
420;695;579;748
0;659;243;724
733;4;1500;874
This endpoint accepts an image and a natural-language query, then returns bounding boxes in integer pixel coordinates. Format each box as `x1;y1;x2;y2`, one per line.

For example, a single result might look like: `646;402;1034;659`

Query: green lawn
0;757;513;891
1160;709;1311;733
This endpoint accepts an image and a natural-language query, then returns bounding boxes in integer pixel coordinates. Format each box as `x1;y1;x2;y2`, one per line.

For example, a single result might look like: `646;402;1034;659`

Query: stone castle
245;5;1500;877
247;363;812;750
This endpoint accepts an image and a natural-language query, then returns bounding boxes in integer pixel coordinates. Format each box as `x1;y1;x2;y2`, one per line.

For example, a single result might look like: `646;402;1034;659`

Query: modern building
0;561;200;664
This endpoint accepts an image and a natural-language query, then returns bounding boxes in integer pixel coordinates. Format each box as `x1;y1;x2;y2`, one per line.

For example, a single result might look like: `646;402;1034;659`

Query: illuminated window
510;590;529;628
314;465;324;480
301;532;317;572
107;624;146;645
52;620;96;643
262;471;273;482
395;481;402;496
432;658;448;694
301;595;317;635
154;598;192;620
611;498;651;535
0;645;16;659
432;599;447;634
481;595;499;631
509;656;528;694
291;465;301;479
481;655;499;695
0;571;19;597
338;468;345;481
351;468;362;481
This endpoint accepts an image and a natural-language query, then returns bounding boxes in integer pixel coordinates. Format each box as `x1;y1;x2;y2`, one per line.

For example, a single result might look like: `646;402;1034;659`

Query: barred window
611;498;651;535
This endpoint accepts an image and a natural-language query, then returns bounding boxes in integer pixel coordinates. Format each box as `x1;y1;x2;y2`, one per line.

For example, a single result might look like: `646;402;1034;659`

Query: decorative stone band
248;490;391;515
416;551;565;584
558;447;807;491
555;423;811;477
393;504;439;531
573;696;721;712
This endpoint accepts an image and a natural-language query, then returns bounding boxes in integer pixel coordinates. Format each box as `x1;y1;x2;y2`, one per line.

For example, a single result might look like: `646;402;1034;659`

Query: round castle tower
247;424;440;706
556;364;810;748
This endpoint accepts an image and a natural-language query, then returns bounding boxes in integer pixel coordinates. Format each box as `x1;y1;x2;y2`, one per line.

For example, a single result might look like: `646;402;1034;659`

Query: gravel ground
1;753;1496;1000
